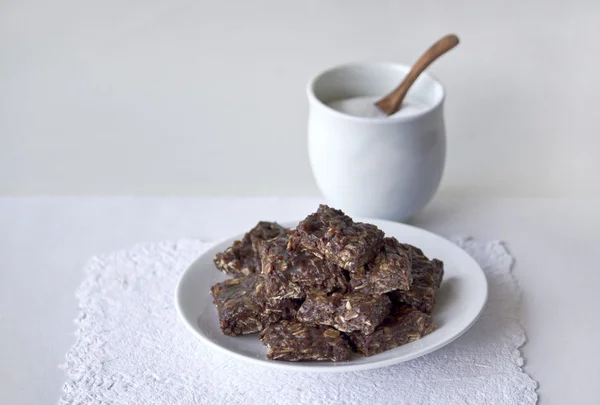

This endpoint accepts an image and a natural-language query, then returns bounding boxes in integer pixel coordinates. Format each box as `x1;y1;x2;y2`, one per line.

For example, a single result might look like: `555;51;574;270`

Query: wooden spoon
375;34;460;116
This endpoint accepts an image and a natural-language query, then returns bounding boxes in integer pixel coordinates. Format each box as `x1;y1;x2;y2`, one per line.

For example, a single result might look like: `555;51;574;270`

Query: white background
1;0;599;197
2;3;600;403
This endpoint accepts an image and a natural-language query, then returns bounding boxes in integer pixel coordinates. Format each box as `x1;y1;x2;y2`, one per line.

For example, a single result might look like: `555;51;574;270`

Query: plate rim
175;218;488;372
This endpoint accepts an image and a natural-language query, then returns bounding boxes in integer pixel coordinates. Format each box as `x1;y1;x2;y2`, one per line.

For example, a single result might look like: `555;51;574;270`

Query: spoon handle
376;34;459;116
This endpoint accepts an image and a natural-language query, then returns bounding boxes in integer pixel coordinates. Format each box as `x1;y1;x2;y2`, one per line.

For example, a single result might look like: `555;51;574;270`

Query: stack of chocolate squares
211;205;444;362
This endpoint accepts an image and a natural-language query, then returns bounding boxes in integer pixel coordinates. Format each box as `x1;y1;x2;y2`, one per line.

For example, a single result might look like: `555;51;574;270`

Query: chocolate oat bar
288;205;384;272
213;221;288;277
260;321;351;362
210;274;299;336
260;236;349;299
297;292;391;335
388;244;444;314
349;306;435;357
350;237;413;294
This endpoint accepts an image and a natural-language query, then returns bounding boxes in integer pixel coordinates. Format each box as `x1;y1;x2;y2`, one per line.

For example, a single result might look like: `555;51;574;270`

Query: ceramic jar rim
307;62;446;124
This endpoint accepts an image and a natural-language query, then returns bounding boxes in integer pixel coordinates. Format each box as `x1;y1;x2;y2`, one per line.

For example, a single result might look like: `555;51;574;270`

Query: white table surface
1;196;598;404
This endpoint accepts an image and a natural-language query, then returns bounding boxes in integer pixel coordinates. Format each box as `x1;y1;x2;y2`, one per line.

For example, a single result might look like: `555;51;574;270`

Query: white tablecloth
1;196;599;404
61;237;535;404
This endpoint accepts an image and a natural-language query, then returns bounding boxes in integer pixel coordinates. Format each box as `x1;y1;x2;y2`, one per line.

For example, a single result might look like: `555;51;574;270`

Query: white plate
175;218;487;372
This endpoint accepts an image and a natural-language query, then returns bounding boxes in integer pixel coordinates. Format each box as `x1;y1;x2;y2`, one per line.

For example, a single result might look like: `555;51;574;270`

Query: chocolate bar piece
210;274;299;336
348;306;435;357
388;244;444;314
213;221;288;277
350;237;412;294
288;205;384;272
260;236;349;299
260;321;351;362
297;292;390;335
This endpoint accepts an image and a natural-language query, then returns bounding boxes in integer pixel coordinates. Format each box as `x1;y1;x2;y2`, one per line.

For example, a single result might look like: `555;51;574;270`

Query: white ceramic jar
307;62;446;222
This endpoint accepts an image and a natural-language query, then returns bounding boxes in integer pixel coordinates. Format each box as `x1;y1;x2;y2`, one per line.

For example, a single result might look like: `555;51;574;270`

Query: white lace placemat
60;238;538;404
